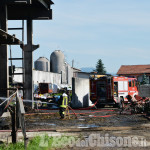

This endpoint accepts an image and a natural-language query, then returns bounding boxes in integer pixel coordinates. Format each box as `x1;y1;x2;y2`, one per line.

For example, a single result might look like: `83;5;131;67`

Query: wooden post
11;107;16;143
16;90;27;149
16;95;19;128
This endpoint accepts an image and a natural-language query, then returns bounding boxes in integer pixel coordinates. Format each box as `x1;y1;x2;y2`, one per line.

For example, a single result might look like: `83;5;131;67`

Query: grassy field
0;134;76;150
0;135;54;150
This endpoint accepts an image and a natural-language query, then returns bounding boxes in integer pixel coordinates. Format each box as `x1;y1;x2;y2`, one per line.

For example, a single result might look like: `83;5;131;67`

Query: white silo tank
50;50;65;73
34;57;50;72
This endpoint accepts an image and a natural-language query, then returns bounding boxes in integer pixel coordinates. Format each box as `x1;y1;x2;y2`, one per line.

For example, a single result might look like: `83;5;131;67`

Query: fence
0;89;27;149
138;85;150;97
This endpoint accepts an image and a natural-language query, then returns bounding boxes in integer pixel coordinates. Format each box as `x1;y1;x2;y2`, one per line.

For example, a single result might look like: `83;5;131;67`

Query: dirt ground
1;107;150;149
24;107;149;129
24;107;150;149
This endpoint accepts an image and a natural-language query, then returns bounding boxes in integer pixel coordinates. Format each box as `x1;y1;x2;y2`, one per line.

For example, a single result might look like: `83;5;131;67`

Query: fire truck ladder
8;20;25;97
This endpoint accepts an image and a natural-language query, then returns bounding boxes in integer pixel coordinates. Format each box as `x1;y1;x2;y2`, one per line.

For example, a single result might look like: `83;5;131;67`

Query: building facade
117;65;150;84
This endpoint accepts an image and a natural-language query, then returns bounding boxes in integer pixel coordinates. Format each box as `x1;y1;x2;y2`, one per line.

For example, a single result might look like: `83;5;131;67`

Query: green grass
0;135;52;150
27;135;53;150
0;142;24;150
0;134;76;150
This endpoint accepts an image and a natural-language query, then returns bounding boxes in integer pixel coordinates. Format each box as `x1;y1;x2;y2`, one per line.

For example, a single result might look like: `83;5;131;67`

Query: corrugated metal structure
50;50;65;74
34;57;50;72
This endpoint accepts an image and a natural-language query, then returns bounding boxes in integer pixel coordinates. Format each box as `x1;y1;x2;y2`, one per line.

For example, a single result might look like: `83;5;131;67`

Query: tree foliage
141;74;149;85
95;59;106;74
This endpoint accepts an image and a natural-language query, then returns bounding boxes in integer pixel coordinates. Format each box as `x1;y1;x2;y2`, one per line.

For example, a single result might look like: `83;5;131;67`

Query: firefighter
59;90;68;119
66;90;72;106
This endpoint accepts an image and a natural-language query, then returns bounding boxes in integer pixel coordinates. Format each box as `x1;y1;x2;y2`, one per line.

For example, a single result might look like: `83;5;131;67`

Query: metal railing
0;89;27;149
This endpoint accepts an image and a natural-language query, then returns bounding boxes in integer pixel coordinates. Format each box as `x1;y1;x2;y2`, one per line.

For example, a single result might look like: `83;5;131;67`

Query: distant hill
80;67;95;72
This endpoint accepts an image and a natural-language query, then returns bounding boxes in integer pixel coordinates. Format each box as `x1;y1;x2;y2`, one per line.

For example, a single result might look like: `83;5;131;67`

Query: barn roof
117;65;150;75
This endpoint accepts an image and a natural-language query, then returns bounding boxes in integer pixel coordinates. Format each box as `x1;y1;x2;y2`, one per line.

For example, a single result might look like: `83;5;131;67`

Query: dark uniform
59;93;68;119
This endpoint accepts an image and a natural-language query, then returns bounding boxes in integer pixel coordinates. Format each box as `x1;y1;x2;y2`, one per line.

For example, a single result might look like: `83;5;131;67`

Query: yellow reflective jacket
60;93;68;108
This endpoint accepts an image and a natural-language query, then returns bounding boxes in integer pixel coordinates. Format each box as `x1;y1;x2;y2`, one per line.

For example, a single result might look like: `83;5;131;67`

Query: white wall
13;68;23;83
73;72;90;79
67;65;73;85
72;77;90;108
13;68;61;86
33;70;61;85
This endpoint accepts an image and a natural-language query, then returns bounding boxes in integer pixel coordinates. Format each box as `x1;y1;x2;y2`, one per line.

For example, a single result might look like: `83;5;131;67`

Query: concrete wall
73;72;91;79
61;63;74;85
13;68;61;86
33;70;61;86
138;85;150;97
72;77;90;108
61;70;67;84
67;65;73;85
77;72;90;79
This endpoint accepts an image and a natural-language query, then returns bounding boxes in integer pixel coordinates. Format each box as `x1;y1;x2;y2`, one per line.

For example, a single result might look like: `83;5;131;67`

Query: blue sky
8;0;150;74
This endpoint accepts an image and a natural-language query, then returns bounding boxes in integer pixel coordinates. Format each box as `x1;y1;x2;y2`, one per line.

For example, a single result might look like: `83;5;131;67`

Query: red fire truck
90;75;138;107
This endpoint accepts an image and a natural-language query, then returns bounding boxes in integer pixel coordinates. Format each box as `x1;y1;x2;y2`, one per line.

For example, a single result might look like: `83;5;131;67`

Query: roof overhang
0;29;21;45
0;0;54;20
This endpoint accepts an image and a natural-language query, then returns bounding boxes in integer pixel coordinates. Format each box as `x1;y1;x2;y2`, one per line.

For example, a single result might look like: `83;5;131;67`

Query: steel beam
0;5;9;97
38;0;49;9
0;0;54;20
7;6;53;20
0;29;21;45
5;0;32;4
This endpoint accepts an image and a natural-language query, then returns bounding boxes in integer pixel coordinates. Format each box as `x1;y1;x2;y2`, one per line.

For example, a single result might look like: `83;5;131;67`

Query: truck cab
113;77;138;103
90;75;138;106
90;75;114;106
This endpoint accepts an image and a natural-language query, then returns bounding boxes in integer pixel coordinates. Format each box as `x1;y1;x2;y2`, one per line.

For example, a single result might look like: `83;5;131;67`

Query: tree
95;59;106;74
141;73;149;85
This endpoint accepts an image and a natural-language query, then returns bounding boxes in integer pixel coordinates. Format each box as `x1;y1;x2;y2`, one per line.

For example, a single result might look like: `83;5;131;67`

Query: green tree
141;73;149;84
95;59;106;74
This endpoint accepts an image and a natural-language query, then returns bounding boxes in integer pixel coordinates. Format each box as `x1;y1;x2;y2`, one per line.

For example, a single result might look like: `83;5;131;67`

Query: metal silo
50;50;65;73
34;57;50;72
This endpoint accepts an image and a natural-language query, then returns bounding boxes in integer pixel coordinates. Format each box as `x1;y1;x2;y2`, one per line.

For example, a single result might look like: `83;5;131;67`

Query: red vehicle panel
90;75;138;105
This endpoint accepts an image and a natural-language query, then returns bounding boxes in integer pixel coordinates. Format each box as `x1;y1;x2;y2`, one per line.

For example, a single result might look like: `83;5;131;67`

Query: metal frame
0;0;53;104
0;29;21;45
2;0;54;20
